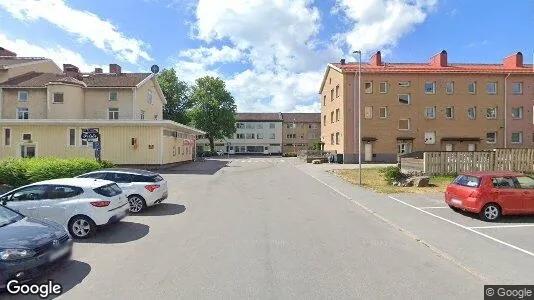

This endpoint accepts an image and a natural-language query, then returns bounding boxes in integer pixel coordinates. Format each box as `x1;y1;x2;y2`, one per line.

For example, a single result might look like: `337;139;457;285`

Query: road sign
151;65;160;74
81;128;100;142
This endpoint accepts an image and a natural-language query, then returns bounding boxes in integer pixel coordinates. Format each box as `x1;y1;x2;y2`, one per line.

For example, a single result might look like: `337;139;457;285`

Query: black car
0;204;73;290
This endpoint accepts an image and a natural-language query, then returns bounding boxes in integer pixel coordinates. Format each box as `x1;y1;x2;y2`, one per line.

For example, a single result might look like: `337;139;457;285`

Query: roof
32;178;114;188
236;113;283;122
461;171;525;177
0;71;151;88
332;62;534;74
282;113;321;123
0;57;50;69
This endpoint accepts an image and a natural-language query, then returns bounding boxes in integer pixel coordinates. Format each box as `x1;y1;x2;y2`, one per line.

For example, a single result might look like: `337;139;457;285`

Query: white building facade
197;113;283;155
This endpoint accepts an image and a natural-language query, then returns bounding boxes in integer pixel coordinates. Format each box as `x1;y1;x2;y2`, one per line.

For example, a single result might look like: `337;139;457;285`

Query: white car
0;178;129;239
76;168;168;213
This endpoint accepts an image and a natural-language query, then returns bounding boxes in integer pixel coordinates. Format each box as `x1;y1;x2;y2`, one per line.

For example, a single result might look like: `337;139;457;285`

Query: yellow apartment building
281;113;321;153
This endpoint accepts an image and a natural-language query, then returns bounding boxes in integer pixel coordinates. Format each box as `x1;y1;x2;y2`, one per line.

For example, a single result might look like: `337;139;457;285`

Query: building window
68;128;76;146
397;141;412;155
486;107;497;119
270;133;275;139
323;95;326;106
364;106;373;119
468;82;476;94
323;115;326;126
246;133;255;139
486;82;497;95
17;107;29;119
445;107;454;119
379;107;388;119
147;91;153;104
335;85;339;97
109;91;118;101
335;109;340;121
335;132;340;145
286;134;296;139
398;81;410;87
379;82;388;93
364;82;373;94
512;107;523;119
53;92;64;104
330;133;334;145
398;94;410;105
22;133;31;141
424;81;436;94
330;111;334;123
236;133;245;139
269;123;275;129
236;123;245;129
246;123;255;129
286;123;296;129
512;82;523;94
18;91;28;102
467;107;476;120
257;133;264;139
398;119;410;130
330;89;334;101
257;123;263;129
486;132;497;144
4;128;11;146
424;107;436;119
511;132;523;144
445;82;454;94
140;110;145;120
108;108;119;120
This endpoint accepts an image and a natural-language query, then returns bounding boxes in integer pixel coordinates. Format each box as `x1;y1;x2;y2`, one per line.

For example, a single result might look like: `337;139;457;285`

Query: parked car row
0;168;168;290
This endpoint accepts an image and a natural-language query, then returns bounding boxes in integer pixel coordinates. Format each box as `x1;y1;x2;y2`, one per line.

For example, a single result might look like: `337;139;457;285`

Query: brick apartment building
319;50;534;163
281;113;321;153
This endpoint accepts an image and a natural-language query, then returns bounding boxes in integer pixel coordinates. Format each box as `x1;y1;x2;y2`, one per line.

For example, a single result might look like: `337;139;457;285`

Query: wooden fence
423;149;534;175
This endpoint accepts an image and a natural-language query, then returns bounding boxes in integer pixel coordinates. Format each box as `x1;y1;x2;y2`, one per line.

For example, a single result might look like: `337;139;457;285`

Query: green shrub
378;166;404;185
0;157;112;188
203;151;218;157
99;160;115;169
282;152;298;157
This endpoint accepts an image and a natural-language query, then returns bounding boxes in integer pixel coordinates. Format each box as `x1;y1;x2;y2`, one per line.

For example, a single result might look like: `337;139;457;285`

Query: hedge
0;157;114;188
282;152;298;157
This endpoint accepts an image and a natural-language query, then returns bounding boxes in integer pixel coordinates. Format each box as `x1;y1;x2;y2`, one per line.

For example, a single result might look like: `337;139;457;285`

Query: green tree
188;76;237;152
157;68;191;124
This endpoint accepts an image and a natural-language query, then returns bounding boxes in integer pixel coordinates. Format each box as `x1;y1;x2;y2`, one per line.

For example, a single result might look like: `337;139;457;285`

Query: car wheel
128;195;147;213
68;215;96;239
480;203;501;222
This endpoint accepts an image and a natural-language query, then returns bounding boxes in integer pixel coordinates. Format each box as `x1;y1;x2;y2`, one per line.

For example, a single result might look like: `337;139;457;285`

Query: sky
0;0;532;113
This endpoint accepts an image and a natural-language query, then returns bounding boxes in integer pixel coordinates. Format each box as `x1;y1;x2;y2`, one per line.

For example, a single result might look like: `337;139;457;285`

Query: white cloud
173;60;221;83
175;0;438;113
0;33;107;72
333;0;438;54
0;0;152;64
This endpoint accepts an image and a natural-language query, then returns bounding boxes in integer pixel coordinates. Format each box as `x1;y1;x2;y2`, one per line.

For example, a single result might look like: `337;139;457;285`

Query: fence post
423;152;427;174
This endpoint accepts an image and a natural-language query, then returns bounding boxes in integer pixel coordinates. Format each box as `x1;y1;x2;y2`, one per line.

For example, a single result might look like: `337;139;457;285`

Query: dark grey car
0;204;73;290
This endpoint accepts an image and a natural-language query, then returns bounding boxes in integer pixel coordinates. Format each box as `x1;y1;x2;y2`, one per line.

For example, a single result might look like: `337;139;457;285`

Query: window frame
486;132;497;144
364;82;373;94
364;106;373;119
147;90;153;104
398;94;410;105
511;107;523;119
512;82;523;95
424;107;436;119
468;81;477;94
3;128;11;147
486;82;497;95
335;108;340;121
398;119;410;131
445;82;454;95
52;92;64;104
18;91;29;102
445;106;455;119
424;81;436;94
68;128;76;146
486;107;497;119
511;132;523;144
109;90;118;101
108;107;119;120
379;82;388;94
398;81;410;87
379;107;388;119
467;107;476;120
16;107;29;120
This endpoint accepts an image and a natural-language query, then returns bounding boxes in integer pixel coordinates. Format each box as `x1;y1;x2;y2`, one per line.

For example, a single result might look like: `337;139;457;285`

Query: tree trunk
209;136;215;153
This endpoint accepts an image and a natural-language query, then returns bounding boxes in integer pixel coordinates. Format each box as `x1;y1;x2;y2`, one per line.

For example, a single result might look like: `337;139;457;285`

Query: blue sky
0;0;532;113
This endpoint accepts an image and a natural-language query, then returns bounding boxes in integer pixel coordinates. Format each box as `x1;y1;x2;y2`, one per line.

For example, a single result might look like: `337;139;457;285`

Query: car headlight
0;249;36;261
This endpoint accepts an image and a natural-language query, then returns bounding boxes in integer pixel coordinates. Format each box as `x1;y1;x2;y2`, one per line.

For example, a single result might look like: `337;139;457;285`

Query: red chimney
0;47;17;57
429;50;447;67
369;51;382;66
63;64;79;78
94;67;103;73
109;64;121;74
503;52;523;68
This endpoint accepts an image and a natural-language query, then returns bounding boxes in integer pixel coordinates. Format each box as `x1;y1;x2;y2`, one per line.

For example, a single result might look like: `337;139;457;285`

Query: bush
0;157;112;188
282;152;297;157
378;166;404;185
202;151;218;157
99;160;115;169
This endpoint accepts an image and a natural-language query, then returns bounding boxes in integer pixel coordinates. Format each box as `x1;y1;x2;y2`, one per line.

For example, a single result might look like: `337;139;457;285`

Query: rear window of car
453;175;481;188
93;183;122;197
131;174;163;183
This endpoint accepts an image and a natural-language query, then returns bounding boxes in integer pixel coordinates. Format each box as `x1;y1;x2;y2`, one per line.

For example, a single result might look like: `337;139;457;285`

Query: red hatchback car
445;171;534;221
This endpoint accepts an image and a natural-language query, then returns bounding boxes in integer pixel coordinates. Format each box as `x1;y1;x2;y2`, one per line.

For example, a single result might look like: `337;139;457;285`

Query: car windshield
0;205;23;227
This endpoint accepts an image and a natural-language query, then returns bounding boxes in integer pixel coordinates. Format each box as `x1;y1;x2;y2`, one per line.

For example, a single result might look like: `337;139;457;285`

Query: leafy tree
157;68;191;124
188;76;237;152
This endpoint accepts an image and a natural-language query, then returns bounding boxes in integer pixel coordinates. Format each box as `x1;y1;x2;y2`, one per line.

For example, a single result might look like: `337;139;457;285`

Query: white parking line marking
420;206;449;209
388;196;534;258
469;224;534;229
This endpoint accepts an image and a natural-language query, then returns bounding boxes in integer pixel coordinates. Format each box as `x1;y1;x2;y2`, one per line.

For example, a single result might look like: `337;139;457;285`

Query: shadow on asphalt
454;209;534;224
158;159;228;175
76;221;149;244
136;203;185;217
2;260;91;300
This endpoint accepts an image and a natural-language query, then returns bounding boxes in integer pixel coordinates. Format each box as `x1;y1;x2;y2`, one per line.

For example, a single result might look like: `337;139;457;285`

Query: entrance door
445;143;453;151
20;145;36;158
468;143;476;151
364;143;373;161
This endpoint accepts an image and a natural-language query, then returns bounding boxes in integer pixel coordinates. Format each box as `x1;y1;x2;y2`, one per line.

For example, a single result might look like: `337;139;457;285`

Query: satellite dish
151;65;160;74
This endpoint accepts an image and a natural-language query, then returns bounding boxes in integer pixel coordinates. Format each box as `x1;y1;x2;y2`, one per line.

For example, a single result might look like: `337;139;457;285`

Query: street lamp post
353;50;362;185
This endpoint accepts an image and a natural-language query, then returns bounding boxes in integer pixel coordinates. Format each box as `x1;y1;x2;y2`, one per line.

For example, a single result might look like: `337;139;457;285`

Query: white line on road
469;224;534;229
388;196;534;258
419;206;449;209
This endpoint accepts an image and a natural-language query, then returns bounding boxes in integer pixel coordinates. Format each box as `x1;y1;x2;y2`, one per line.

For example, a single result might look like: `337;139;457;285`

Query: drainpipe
504;73;511;148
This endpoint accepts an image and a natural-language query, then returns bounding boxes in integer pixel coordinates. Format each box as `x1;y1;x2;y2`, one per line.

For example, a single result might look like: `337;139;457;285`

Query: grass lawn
332;168;455;194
